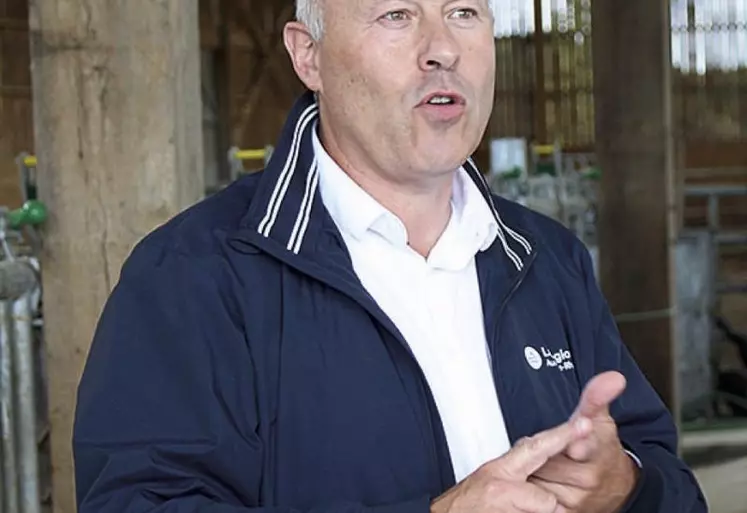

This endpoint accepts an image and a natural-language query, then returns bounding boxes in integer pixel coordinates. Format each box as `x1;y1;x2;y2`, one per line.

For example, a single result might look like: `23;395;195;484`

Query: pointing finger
496;417;592;480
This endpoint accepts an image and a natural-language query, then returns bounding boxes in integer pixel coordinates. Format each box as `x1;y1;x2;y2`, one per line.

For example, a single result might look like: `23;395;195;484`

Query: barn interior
1;0;747;512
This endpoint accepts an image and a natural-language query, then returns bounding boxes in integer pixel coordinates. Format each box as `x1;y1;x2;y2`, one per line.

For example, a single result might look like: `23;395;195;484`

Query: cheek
322;51;372;95
478;69;496;115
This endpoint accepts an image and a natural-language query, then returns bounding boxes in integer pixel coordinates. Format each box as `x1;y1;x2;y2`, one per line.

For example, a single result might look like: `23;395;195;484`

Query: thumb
573;371;626;420
496;416;592;480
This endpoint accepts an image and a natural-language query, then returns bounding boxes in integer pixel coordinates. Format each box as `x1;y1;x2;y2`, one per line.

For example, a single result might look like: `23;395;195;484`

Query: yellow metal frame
532;144;556;156
234;149;267;161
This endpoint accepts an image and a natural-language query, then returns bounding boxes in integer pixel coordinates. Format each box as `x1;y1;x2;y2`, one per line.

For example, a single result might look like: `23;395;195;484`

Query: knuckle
515;435;531;446
514;435;532;451
567;491;586;510
524;435;545;454
482;477;505;496
471;464;505;492
483;479;518;508
533;488;558;512
485;456;516;481
475;461;498;481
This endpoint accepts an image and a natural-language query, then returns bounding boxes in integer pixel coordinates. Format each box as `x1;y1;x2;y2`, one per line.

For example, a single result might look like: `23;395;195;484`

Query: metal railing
1;260;40;513
682;184;747;294
0;200;47;513
227;145;274;181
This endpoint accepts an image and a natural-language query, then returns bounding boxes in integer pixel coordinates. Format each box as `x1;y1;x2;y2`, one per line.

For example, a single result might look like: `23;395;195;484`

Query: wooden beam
592;0;679;413
28;2;204;512
0;17;27;31
532;0;547;144
0;84;31;98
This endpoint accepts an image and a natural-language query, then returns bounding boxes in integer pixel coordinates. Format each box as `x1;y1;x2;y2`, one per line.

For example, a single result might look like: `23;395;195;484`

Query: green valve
8;200;48;229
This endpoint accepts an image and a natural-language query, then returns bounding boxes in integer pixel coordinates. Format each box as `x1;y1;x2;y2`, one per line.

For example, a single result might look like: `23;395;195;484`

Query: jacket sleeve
73;247;432;513
574;243;708;513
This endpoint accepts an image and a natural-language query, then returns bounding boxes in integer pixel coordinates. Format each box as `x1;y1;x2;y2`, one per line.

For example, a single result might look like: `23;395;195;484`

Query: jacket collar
239;90;535;272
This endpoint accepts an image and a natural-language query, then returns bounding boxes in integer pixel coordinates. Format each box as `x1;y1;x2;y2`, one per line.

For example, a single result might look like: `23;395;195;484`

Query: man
73;1;707;512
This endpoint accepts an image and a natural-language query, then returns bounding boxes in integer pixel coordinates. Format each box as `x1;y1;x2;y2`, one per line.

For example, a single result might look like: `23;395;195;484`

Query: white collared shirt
313;131;512;483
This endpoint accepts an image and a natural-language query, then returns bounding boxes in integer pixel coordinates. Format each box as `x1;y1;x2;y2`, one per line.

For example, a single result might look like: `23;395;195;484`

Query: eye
382;10;410;22
449;8;478;20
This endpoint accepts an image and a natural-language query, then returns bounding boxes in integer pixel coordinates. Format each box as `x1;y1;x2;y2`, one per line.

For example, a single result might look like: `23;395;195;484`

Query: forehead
324;0;491;12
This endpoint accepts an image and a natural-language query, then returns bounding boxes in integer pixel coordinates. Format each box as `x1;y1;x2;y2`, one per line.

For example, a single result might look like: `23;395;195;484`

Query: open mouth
421;92;465;106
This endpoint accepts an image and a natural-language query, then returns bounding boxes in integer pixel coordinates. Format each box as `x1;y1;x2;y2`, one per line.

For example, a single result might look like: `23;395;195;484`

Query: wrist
611;449;640;513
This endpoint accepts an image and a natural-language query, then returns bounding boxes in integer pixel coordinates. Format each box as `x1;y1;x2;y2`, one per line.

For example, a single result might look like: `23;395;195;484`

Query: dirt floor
694;456;747;513
685;428;747;512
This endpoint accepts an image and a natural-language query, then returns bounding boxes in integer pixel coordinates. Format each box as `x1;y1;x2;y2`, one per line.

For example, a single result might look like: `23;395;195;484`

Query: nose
418;19;460;72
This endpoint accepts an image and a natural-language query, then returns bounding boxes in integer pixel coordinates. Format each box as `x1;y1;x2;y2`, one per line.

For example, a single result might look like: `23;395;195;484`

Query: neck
359;173;454;257
319;125;454;258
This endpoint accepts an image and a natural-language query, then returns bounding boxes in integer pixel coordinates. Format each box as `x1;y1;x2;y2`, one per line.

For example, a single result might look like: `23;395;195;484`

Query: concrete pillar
28;2;204;511
592;0;679;414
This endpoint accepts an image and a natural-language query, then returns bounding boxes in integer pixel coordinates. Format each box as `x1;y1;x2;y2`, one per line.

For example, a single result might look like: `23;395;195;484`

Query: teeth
428;96;454;105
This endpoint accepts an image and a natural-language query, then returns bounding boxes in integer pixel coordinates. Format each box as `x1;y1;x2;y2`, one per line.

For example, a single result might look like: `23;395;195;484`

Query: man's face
290;0;496;185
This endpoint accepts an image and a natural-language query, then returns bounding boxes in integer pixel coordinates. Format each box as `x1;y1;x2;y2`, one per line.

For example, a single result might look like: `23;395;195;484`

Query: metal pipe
14;293;39;513
1;300;19;513
684;185;747;197
0;260;36;301
680;229;747;245
0;257;40;513
707;194;719;230
717;283;747;294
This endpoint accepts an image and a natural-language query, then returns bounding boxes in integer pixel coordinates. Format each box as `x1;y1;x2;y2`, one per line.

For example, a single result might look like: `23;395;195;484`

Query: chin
415;150;470;174
414;133;476;169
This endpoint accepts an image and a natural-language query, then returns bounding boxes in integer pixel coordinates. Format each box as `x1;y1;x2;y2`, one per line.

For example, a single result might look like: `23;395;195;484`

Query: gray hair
296;0;324;41
296;0;495;41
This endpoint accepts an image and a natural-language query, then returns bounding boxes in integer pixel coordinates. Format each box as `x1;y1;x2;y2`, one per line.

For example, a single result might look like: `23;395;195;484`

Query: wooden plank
199;0;221;49
0;84;30;97
0;0;33;209
592;0;678;412
0;17;26;31
28;1;204;511
533;0;547;143
1;27;31;87
0;16;25;208
685;140;747;170
5;0;27;20
226;1;302;153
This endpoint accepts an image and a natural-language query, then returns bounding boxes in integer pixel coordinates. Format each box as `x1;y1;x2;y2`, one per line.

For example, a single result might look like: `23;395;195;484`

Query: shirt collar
313;127;499;263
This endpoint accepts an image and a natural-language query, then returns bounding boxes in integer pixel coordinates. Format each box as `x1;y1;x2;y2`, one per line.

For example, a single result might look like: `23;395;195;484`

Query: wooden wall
0;0;493;195
0;0;305;195
200;0;305;183
0;0;31;208
1;0;745;322
4;0;743;191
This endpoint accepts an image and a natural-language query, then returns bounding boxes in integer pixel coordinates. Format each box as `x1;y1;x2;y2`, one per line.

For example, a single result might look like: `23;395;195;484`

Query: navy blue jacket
73;91;707;512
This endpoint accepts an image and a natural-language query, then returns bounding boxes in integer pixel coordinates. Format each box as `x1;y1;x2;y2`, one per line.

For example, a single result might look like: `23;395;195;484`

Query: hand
430;416;592;513
529;372;639;513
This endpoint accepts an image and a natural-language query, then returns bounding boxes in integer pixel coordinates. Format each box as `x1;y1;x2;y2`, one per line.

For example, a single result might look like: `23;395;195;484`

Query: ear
283;22;322;92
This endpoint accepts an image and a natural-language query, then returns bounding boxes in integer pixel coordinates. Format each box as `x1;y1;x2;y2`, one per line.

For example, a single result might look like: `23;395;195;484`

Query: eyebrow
365;0;487;12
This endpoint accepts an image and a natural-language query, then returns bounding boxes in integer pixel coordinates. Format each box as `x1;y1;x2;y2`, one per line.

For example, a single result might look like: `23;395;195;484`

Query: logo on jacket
524;346;543;370
524;345;575;372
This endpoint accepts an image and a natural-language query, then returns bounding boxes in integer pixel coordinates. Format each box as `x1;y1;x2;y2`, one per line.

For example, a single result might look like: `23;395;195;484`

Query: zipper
487;249;538;444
